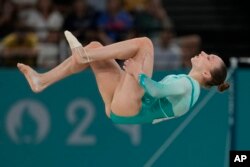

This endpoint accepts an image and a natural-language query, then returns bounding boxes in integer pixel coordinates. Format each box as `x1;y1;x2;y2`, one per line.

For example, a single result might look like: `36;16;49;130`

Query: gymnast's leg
63;39;123;117
62;33;153;116
18;35;123;117
86;42;123;117
65;31;153;74
17;41;99;93
109;38;154;117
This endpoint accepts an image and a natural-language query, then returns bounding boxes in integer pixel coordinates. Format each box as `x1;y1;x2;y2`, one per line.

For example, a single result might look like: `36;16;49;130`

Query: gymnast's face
191;51;224;80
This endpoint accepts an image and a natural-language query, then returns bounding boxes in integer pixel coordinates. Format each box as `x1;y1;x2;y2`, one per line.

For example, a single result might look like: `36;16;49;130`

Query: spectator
96;0;133;44
0;23;38;67
11;0;37;20
11;0;37;7
53;0;71;14
123;0;146;13
177;34;202;68
0;0;18;39
86;0;106;12
63;0;98;44
134;0;173;38
153;28;182;70
25;0;63;68
153;28;202;70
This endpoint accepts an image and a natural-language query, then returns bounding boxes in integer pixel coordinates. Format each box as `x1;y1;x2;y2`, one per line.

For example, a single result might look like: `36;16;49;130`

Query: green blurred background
0;69;249;167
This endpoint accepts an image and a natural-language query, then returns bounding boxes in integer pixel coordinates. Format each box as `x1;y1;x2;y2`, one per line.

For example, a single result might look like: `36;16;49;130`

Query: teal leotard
110;73;200;124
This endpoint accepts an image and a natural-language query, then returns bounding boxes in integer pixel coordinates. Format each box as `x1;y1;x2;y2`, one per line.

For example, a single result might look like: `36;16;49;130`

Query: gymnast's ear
202;71;212;81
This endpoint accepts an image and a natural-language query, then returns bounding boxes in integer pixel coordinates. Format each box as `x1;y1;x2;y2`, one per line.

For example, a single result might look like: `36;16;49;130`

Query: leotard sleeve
138;74;188;98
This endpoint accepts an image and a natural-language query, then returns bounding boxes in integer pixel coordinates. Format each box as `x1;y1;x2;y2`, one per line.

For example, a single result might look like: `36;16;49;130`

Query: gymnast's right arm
138;74;187;98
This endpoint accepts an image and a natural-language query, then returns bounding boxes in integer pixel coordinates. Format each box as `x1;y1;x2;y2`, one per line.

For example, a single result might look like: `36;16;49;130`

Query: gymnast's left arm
138;74;187;98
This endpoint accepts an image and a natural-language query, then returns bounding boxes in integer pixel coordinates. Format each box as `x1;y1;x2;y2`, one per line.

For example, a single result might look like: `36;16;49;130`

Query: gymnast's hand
123;58;144;81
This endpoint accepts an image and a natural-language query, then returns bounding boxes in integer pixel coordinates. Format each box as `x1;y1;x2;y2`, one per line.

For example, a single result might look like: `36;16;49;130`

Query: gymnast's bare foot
17;63;46;93
64;30;90;64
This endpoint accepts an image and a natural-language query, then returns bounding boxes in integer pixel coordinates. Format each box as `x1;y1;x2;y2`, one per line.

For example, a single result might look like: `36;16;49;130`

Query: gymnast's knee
137;37;153;48
88;41;103;48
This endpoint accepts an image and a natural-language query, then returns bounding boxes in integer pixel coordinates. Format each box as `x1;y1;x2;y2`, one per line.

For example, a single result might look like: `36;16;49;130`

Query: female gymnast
17;31;229;124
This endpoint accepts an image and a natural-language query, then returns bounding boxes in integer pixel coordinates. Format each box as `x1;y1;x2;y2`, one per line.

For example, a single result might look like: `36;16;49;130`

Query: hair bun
217;82;230;92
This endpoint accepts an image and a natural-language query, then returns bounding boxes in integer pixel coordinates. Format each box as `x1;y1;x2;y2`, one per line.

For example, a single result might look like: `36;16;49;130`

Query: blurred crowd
0;0;201;70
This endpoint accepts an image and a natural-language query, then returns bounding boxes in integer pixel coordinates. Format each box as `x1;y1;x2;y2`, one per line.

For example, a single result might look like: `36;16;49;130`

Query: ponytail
217;82;230;92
